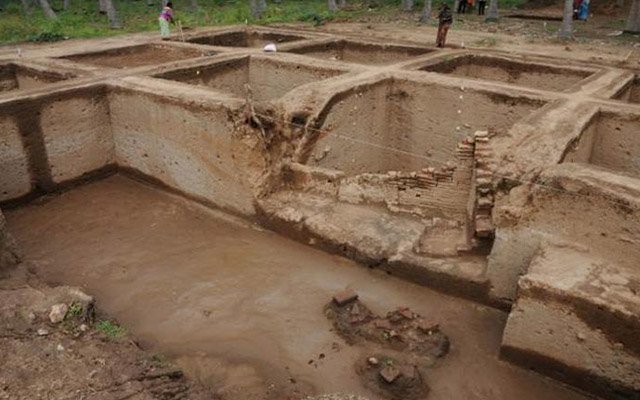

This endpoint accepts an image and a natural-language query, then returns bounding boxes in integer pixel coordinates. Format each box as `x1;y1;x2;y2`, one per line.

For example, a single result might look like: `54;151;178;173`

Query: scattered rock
56;343;65;352
37;328;49;336
368;357;379;366
332;289;358;306
49;303;69;324
379;366;400;383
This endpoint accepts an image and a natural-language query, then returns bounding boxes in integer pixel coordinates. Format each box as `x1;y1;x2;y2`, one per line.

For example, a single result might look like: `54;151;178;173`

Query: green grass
96;320;126;338
0;0;526;44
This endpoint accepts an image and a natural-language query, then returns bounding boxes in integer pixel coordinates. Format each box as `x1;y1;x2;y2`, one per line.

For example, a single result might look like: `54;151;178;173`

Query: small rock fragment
577;332;586;341
56;344;65;352
37;328;49;336
374;319;393;330
368;357;379;366
379;366;400;384
333;289;358;306
49;303;69;324
417;320;440;333
79;324;89;332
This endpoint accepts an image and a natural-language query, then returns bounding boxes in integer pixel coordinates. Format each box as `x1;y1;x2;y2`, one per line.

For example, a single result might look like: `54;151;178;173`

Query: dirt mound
0;264;214;400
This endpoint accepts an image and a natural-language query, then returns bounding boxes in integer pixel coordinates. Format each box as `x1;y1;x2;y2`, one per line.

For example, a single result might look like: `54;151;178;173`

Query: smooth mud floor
5;175;588;400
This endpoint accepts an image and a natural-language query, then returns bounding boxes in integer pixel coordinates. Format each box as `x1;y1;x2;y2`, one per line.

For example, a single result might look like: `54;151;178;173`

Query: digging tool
176;20;185;42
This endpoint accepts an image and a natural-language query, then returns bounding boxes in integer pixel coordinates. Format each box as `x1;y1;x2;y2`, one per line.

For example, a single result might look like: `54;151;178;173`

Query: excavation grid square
420;55;594;92
615;77;640;104
185;30;308;47
0;63;70;93
286;40;433;65
563;112;640;179
60;44;213;69
153;57;345;102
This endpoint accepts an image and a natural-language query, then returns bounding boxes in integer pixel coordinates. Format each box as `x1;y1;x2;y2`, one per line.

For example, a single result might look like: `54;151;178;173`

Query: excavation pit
286;40;432;65
153;56;346;102
309;78;544;175
3;175;591;400
419;55;593;92
0;63;71;93
185;29;308;47
563;111;640;179
60;43;213;69
614;76;640;103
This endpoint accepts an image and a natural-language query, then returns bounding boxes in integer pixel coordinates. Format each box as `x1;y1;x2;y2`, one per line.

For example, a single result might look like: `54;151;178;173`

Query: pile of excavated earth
0;23;639;400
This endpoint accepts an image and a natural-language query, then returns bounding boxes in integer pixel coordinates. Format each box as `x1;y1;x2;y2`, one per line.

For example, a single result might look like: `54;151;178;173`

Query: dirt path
5;175;588;400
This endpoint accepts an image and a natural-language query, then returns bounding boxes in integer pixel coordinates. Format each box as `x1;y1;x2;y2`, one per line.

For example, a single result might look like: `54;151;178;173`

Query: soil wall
108;88;260;216
0;86;114;203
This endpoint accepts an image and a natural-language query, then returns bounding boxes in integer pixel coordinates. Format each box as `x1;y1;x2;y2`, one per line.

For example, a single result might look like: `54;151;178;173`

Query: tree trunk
63;0;70;10
102;0;122;28
38;0;57;19
98;0;106;13
190;0;198;10
328;0;338;12
485;0;498;21
339;0;346;9
558;0;573;38
250;0;267;18
453;0;459;13
626;0;640;33
617;0;625;7
402;0;414;12
419;0;431;23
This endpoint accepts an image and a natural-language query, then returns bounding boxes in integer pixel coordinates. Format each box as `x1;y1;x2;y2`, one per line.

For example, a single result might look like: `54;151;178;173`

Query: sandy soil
5;174;589;400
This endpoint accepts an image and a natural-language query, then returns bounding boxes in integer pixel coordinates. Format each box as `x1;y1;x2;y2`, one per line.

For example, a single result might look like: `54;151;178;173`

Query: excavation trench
1;31;638;400
4;175;588;400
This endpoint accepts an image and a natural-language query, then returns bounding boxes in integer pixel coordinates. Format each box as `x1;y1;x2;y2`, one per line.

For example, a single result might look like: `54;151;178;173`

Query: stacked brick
472;131;495;238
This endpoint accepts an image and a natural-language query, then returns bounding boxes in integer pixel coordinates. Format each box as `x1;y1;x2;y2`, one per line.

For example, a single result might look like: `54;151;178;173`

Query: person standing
158;2;174;38
437;3;453;48
457;0;467;14
478;0;487;15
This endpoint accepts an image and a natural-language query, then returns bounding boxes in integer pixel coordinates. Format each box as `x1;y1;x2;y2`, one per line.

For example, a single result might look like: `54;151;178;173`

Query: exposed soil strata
186;29;309;47
61;43;213;69
0;24;639;400
0;63;71;93
615;76;640;103
154;56;346;103
286;40;432;65
420;54;594;92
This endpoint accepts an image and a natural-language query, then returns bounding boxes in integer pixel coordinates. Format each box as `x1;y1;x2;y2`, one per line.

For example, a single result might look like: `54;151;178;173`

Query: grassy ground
0;0;526;44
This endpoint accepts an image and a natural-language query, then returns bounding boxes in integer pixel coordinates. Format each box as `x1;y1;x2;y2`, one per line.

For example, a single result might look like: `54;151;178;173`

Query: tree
339;0;346;9
558;0;573;38
420;0;432;23
99;0;122;28
485;0;498;21
402;0;414;12
328;0;338;12
38;0;57;19
626;0;640;33
250;0;267;18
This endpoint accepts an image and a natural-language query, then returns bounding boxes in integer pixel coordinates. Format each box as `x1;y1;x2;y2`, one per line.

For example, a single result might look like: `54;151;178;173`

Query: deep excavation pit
563;111;640;179
419;54;594;92
153;56;347;103
0;62;71;93
615;76;640;103
1;27;640;400
286;40;433;65
60;43;214;69
185;29;309;48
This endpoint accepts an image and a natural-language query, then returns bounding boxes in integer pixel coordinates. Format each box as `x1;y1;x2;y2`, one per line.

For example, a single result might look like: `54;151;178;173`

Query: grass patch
96;320;126;338
0;0;526;44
